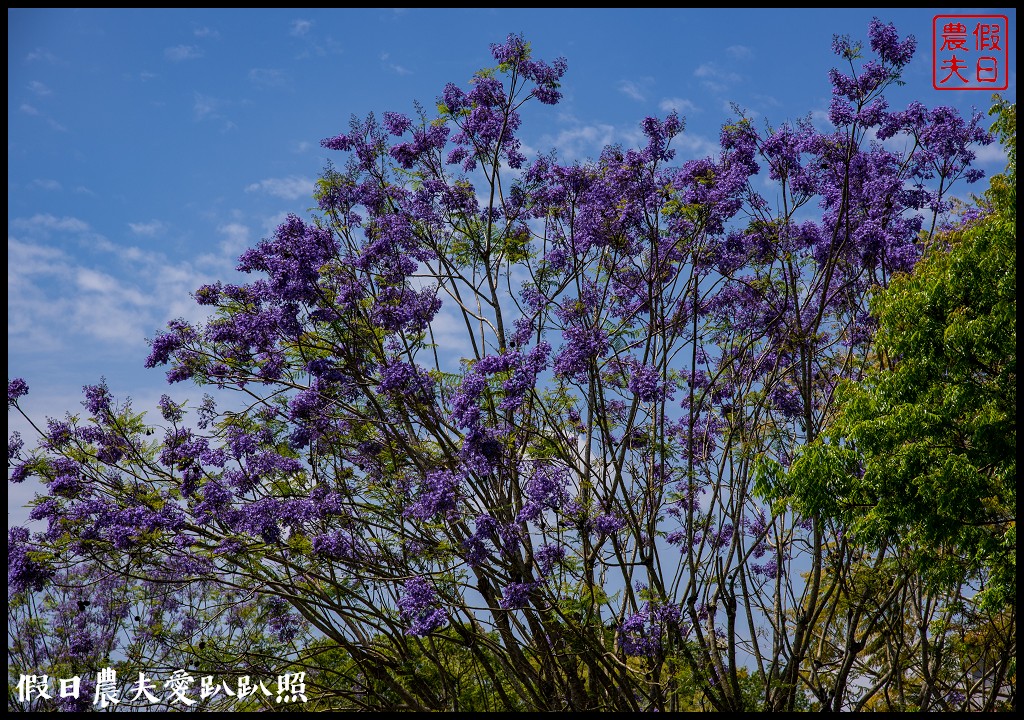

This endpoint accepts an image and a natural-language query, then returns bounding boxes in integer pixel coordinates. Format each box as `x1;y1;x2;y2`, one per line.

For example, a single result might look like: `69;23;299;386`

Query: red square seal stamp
933;15;1009;90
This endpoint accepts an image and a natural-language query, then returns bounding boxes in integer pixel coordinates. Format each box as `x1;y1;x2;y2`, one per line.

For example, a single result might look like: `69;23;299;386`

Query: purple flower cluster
158;394;184;423
627;363;666;403
397;576;447;636
534;543;566;575
553;325;609;381
618;602;683;658
8;526;53;593
752;558;779;579
8;377;28;406
518;462;569;523
82;380;112;416
406;469;460;521
593;513;627;536
237;214;338;304
489;33;568;105
499;581;536;610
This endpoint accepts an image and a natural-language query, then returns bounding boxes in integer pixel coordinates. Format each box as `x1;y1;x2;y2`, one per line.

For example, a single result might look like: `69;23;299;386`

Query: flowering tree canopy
8;21;1014;712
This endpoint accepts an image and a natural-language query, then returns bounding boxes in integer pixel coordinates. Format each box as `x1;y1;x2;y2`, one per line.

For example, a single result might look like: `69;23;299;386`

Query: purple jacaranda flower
397;576;447;636
753;558;779;579
9;431;24;460
82;380;113;416
628;363;663;402
594;513;627;536
406;470;460;521
499;582;535;610
8;377;29;406
518;462;569;523
619;604;660;657
9;526;53;593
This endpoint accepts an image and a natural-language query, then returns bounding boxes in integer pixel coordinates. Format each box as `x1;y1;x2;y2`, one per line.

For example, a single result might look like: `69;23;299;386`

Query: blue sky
7;8;1016;526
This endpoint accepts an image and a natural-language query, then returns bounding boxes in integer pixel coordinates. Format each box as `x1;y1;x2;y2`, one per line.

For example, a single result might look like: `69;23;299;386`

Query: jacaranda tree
9;20;1011;711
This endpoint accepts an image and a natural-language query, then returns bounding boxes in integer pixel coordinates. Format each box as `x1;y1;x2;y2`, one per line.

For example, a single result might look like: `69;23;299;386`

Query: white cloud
245;175;315;200
18;103;72;132
27;80;52;96
672;131;721;161
617;80;647;102
128;220;168;236
165;45;203;62
8;227;221;352
290;19;313;37
193;93;235;130
25;47;59;63
659;97;699;114
193;94;216;120
8;236;67;273
249;68;289;87
752;93;781;109
694;62;743;94
694;63;741;82
380;52;412;76
726;45;753;60
193;26;219;39
31;179;62;191
217;222;252;258
539;121;647;163
548;123;617;160
972;141;1009;166
11;214;90;233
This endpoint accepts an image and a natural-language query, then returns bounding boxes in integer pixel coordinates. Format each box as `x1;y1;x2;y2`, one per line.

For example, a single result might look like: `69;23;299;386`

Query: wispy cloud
192;93;235;130
193;93;219;120
249;68;289;88
27;80;52;97
193;25;220;39
726;45;753;60
290;19;313;37
165;44;203;62
541;116;713;163
694;62;743;94
19;103;67;131
972;141;1009;167
31;179;62;191
216;222;251;258
380;52;412;76
540;121;646;163
245;176;315;200
672;131;720;161
25;47;58;63
617;80;647;102
659;97;699;115
128;220;168;236
8;214;234;352
11;214;90;234
751;93;781;108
